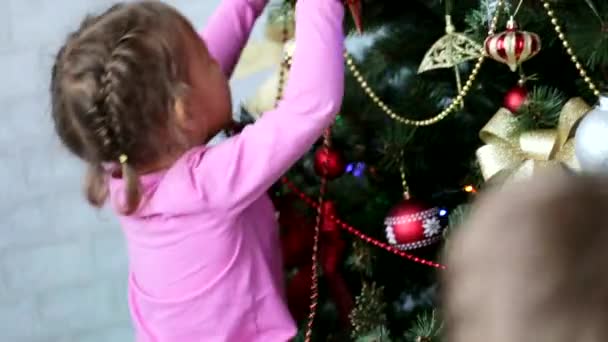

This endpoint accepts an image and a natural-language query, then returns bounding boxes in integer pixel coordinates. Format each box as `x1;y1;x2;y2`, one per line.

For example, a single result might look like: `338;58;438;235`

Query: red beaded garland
280;176;446;269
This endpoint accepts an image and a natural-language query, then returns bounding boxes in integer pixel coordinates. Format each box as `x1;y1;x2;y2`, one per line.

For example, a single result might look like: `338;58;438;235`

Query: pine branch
403;311;443;342
350;282;388;339
555;0;608;70
346;240;376;277
355;326;393;342
516;86;566;130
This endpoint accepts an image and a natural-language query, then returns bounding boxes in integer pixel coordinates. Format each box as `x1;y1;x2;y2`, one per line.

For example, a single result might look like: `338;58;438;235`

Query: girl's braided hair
51;1;195;214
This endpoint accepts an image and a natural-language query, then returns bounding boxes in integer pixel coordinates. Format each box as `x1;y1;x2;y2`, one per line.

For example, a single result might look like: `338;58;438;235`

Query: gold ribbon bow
476;97;591;182
233;5;295;80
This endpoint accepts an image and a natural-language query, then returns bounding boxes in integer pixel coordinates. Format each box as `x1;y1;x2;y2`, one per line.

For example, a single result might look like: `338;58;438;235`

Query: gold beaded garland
345;0;601;127
343;0;505;126
540;0;600;97
276;1;599;129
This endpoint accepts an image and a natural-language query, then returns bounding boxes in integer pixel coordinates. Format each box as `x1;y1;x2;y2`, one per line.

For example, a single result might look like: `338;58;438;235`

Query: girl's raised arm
189;0;345;214
201;0;268;77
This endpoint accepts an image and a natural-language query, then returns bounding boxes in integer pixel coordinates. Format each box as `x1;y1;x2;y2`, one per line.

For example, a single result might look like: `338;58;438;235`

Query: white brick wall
0;0;266;340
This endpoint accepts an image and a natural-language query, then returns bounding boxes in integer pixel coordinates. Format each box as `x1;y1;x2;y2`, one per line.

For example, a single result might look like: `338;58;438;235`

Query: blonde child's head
443;168;608;342
51;1;232;214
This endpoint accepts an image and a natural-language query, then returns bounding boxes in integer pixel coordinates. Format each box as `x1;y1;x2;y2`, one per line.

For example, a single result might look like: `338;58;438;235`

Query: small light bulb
464;185;476;193
439;209;448;217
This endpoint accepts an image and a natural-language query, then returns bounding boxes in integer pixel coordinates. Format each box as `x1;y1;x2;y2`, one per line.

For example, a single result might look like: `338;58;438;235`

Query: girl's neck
134;148;189;176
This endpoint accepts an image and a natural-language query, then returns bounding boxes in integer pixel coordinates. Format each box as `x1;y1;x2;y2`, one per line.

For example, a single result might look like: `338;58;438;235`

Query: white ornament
422;217;442;237
575;95;608;173
385;225;397;244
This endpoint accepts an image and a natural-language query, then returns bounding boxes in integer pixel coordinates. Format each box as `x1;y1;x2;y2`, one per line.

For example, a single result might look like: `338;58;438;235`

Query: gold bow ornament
476;97;591;183
233;4;294;79
232;4;296;119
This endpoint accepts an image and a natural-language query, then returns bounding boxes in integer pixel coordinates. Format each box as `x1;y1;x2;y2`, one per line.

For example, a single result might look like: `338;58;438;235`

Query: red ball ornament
384;199;445;250
484;18;541;72
503;83;528;113
314;146;345;180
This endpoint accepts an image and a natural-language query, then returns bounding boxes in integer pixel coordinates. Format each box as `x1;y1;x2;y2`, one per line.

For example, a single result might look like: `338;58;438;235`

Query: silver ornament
575;95;608;173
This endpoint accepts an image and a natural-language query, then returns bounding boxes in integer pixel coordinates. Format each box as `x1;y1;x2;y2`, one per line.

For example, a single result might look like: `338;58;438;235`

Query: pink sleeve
190;0;345;214
201;0;268;77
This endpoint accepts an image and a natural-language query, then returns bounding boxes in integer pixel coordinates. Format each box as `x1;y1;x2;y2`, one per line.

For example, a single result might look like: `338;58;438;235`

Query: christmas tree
234;0;608;340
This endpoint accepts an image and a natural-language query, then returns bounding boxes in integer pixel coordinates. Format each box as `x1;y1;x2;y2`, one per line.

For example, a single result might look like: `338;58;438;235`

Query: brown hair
443;168;608;342
51;1;196;214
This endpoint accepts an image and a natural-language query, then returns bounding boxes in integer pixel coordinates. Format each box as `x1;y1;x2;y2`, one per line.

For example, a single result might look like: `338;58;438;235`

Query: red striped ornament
484;18;541;72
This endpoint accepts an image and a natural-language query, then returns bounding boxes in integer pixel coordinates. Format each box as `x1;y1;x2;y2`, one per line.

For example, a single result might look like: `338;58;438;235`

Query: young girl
50;0;344;340
443;167;608;342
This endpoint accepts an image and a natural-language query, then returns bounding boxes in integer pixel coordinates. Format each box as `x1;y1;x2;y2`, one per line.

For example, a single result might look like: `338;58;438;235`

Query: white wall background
0;1;268;341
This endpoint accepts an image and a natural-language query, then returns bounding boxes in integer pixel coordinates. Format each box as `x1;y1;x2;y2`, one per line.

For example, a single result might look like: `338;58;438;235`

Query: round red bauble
503;84;528;113
314;147;345;180
384;199;445;250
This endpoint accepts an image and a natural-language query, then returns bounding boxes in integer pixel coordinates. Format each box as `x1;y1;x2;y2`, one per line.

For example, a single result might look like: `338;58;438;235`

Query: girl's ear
172;96;210;146
174;97;189;129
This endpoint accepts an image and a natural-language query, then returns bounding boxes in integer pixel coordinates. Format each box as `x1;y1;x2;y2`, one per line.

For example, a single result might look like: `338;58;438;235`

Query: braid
98;28;143;214
99;61;125;159
85;106;113;159
85;10;122;159
96;26;140;156
51;1;195;214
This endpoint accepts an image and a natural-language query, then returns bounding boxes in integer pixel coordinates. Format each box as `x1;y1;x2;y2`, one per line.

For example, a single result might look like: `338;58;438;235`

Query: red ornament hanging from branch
384;198;446;250
384;164;447;250
314;146;345;180
484;18;541;72
503;81;529;113
284;201;353;327
319;201;354;327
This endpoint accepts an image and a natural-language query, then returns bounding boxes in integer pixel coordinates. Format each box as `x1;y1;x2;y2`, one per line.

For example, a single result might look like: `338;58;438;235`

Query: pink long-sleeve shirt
107;0;344;341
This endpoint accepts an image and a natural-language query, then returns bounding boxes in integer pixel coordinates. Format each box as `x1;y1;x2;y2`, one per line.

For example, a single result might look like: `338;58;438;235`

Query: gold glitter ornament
418;15;482;104
476;98;592;183
345;0;506;126
233;4;294;79
242;41;294;118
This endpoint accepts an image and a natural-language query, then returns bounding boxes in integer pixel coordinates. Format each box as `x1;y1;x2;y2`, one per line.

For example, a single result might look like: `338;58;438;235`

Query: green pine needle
404;311;443;342
355;326;393;342
516;86;566;130
350;282;388;339
346;241;376;277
